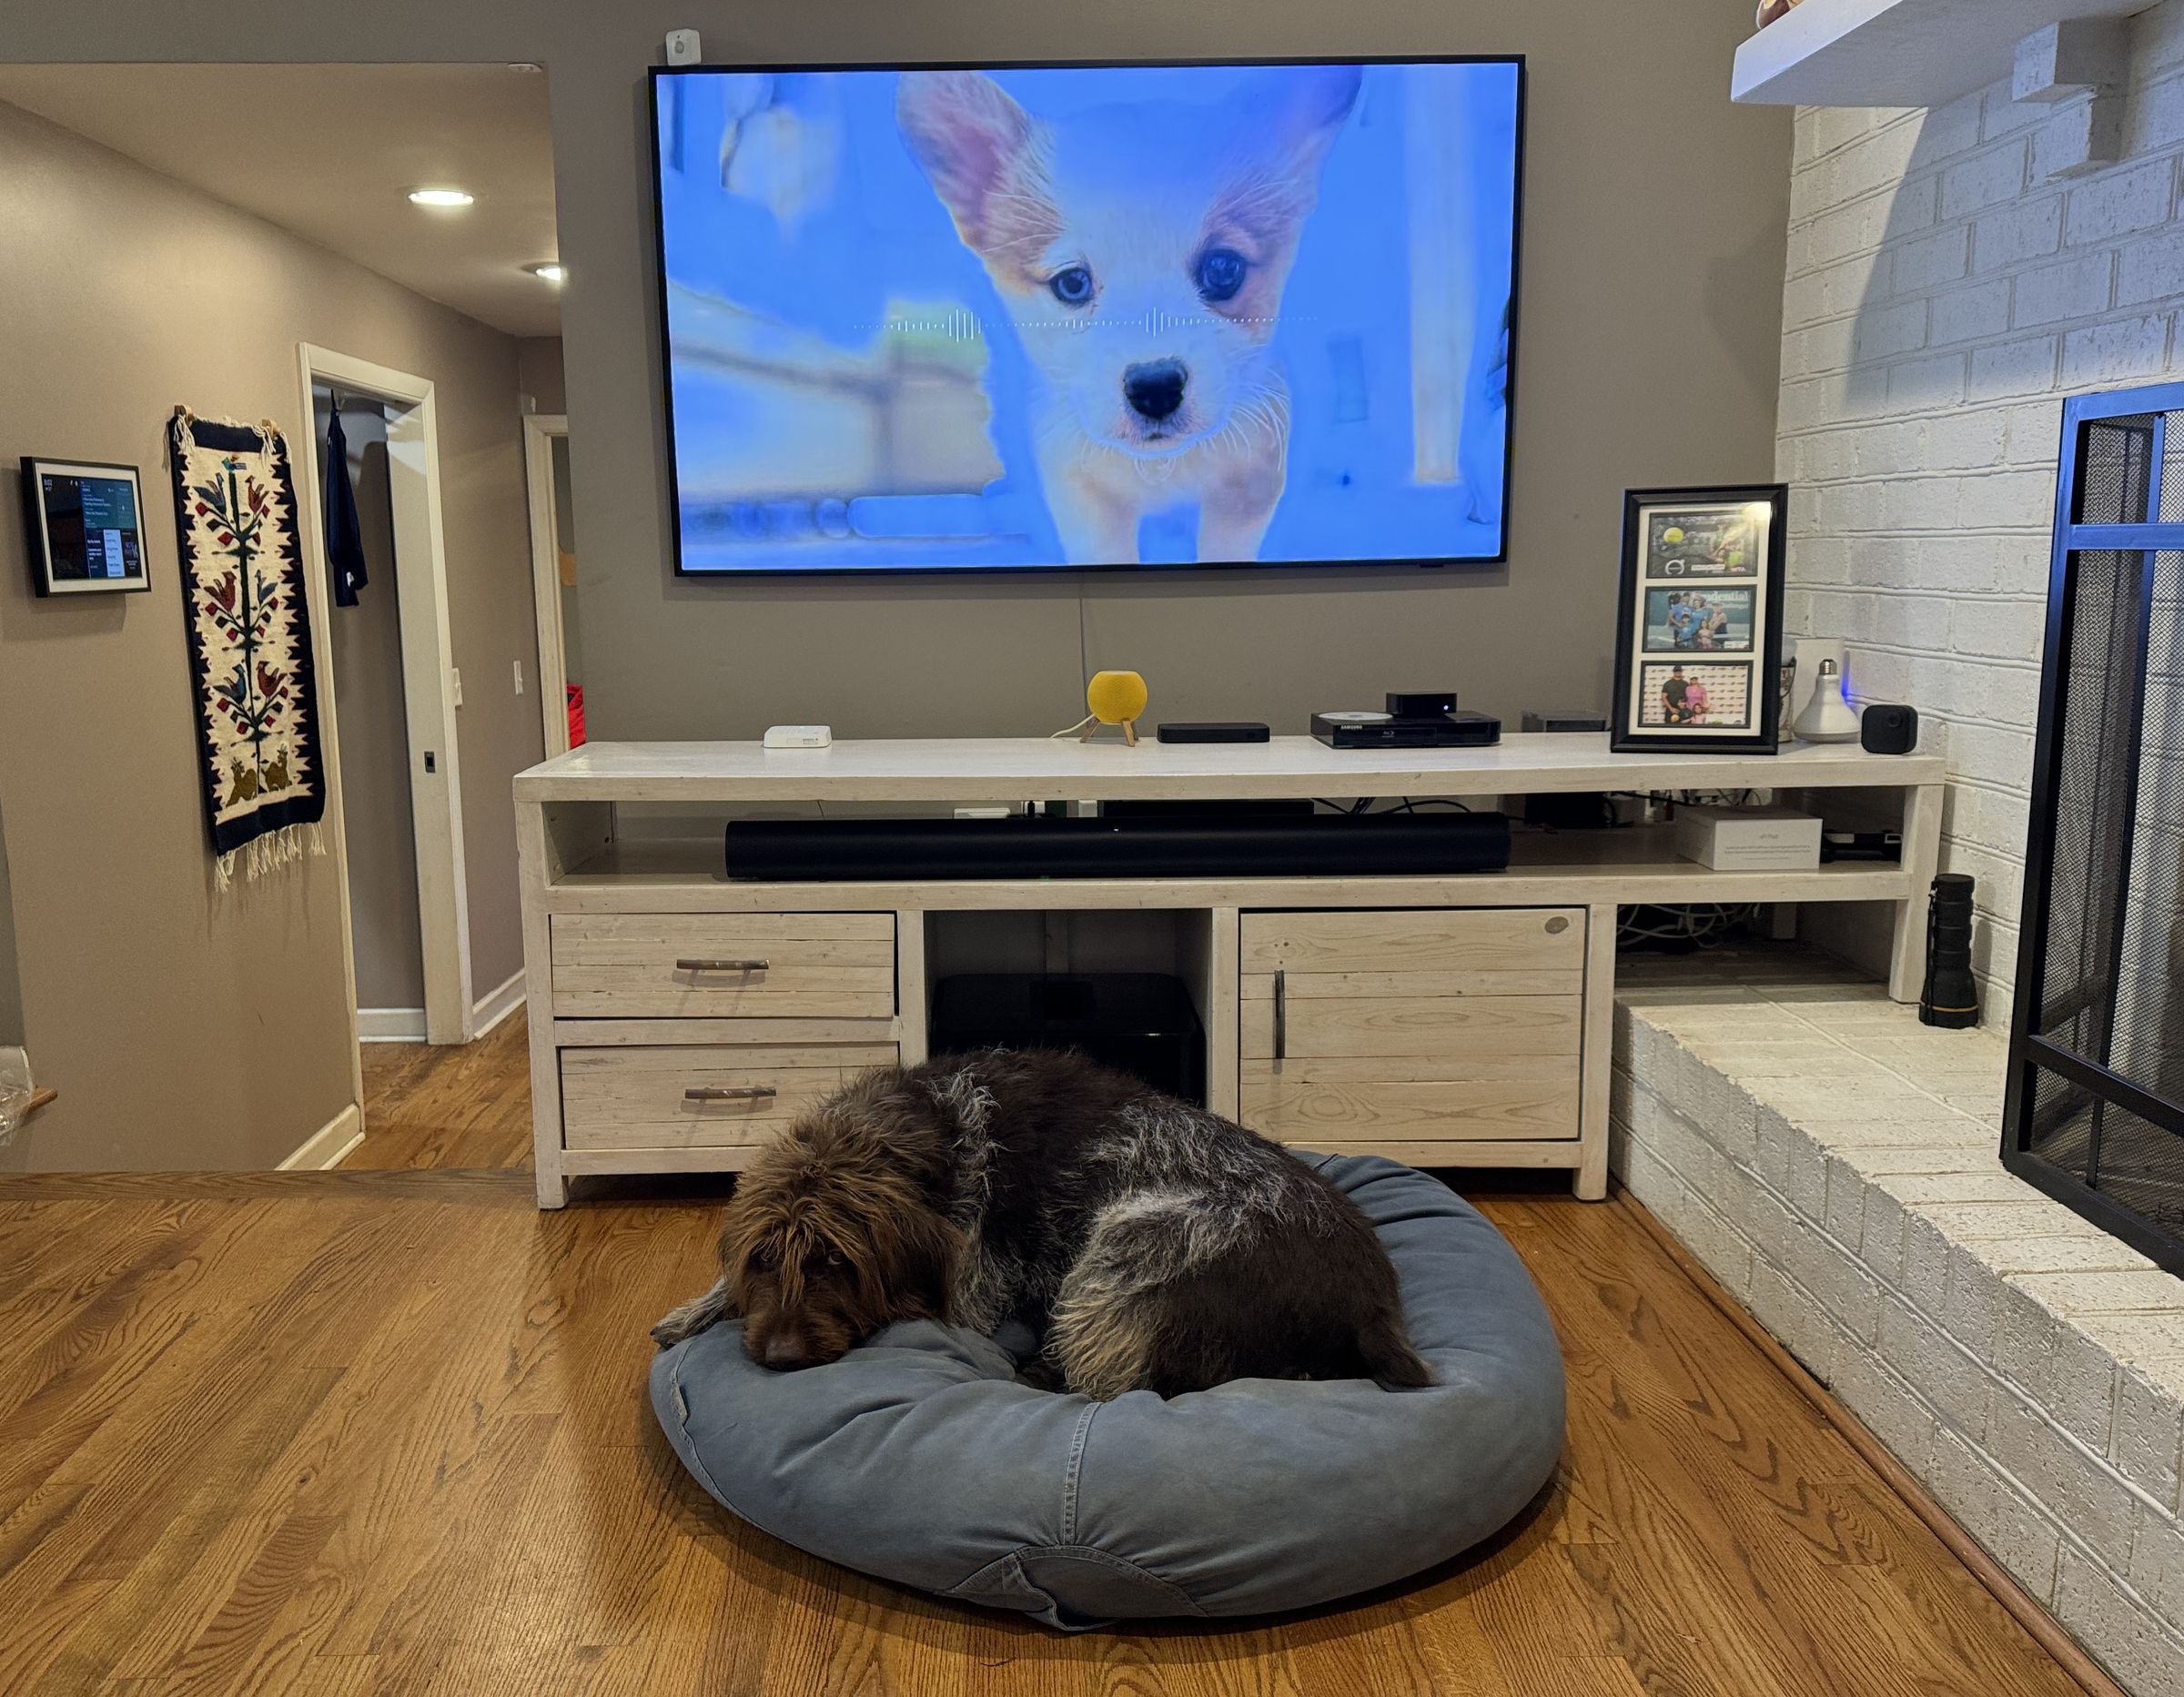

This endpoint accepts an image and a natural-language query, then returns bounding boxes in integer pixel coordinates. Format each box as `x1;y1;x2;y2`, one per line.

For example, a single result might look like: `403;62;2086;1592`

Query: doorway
311;388;429;1041
293;345;475;1056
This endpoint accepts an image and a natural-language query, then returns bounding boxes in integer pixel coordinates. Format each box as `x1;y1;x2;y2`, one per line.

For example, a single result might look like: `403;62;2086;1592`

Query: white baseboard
280;1101;364;1170
470;969;526;1038
358;1006;428;1043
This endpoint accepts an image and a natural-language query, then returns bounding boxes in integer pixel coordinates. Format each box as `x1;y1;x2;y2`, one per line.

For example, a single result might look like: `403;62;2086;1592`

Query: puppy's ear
896;70;1049;256
1246;64;1363;176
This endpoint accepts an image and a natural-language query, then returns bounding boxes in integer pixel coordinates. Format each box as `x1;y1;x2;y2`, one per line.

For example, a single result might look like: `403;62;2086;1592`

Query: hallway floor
0;1018;2096;1693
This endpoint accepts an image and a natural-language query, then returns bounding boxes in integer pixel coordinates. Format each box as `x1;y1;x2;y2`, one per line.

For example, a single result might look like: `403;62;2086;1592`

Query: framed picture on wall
19;458;152;596
1610;484;1786;753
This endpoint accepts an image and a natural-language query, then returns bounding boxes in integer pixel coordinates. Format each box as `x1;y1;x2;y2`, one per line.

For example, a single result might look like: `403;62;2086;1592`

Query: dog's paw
651;1278;734;1349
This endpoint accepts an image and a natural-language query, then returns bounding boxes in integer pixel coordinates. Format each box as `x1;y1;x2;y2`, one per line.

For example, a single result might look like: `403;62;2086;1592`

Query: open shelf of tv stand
546;824;1918;909
514;735;1945;1210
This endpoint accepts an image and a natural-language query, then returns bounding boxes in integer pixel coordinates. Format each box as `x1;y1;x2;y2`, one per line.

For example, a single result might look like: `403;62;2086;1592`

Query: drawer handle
1274;967;1287;1064
675;957;771;973
684;1086;778;1103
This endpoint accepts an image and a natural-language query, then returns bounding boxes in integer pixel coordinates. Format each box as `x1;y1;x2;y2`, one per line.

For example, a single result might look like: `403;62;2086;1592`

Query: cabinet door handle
684;1085;778;1103
675;957;770;972
1273;968;1287;1063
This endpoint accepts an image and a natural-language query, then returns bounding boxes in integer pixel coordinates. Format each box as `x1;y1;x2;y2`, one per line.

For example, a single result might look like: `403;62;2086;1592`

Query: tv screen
652;57;1523;575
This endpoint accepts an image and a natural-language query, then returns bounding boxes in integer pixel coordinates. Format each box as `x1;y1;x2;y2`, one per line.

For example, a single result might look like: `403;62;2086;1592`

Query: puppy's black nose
1123;359;1188;422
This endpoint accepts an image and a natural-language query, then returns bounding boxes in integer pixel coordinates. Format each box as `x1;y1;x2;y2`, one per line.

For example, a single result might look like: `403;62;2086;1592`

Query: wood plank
1241;969;1583;998
1241;994;1582;1060
1242;1073;1581;1140
549;1016;900;1047
1240;907;1583;974
1283;1138;1586;1168
1576;903;1616;1201
517;733;1946;804
544;857;1917;914
549;970;895;1021
551;912;896;944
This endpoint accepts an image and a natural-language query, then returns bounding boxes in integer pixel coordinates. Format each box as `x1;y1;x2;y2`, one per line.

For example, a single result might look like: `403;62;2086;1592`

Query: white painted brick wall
1777;0;2184;1020
1614;987;2184;1693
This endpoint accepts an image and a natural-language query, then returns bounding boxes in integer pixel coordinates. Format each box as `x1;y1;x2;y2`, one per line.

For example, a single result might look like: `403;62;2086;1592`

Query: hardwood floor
0;1026;2096;1695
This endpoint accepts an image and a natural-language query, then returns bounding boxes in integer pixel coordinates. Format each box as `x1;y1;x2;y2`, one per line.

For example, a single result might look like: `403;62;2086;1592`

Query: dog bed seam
945;1543;1208;1618
665;1346;757;1528
1060;1400;1099;1545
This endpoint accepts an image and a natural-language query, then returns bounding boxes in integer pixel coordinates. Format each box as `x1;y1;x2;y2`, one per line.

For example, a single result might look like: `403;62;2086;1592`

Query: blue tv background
656;61;1521;573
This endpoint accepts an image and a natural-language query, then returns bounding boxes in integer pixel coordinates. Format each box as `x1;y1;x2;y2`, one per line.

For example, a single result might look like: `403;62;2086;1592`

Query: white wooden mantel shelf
1733;0;2145;107
515;732;1945;805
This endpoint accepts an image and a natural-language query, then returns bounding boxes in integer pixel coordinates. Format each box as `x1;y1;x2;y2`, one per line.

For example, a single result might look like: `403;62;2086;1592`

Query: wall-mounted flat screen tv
652;57;1523;574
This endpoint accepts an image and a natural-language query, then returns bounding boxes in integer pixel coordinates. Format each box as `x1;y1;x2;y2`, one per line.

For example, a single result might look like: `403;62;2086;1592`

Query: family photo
1636;661;1754;729
1643;585;1754;653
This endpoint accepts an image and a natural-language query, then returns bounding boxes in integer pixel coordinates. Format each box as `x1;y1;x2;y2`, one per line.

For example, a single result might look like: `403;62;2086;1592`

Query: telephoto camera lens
1919;872;1979;1029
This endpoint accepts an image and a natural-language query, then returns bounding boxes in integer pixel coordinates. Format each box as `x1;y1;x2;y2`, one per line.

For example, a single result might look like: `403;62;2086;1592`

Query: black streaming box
1311;709;1502;749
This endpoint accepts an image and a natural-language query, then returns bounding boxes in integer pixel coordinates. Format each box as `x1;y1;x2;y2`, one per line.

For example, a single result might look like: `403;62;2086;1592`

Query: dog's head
897;66;1360;460
714;1091;959;1371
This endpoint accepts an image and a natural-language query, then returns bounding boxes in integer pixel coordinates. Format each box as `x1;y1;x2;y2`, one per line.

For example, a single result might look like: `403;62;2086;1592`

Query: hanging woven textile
167;409;328;886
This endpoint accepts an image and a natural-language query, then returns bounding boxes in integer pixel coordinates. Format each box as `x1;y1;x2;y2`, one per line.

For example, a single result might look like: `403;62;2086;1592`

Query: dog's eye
1047;265;1095;307
1195;247;1247;304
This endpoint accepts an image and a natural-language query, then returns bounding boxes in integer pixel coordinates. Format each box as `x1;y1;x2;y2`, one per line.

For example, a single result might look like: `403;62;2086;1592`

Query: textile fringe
213;821;321;892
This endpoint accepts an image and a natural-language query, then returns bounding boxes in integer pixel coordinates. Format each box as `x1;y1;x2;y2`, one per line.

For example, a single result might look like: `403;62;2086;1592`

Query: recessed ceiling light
407;187;475;208
526;262;567;284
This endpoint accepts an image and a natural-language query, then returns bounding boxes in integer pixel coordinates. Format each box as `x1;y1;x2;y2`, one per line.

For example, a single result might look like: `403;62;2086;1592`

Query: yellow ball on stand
1055;670;1149;746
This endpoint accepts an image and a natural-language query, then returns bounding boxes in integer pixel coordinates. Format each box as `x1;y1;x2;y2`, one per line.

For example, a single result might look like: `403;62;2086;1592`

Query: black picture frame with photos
19;457;153;597
1610;483;1786;753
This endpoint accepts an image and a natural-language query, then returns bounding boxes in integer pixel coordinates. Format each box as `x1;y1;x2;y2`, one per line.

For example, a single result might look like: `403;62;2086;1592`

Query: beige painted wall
1;2;1790;741
0;100;541;1169
517;338;567;415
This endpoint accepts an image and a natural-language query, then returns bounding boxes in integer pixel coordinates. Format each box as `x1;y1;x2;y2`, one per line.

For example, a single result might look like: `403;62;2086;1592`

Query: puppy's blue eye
1195;248;1247;303
1048;265;1094;306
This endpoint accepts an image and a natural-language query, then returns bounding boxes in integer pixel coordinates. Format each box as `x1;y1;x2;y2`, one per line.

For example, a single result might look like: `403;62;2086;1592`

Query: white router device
763;724;832;750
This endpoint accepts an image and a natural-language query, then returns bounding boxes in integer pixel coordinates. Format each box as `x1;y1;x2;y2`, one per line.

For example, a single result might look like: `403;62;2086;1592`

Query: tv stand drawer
549;912;896;1019
560;1042;896;1151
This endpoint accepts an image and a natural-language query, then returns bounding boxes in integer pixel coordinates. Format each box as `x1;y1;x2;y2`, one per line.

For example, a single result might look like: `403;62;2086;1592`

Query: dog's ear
896;70;1049;256
883;1204;964;1325
1242;64;1363;176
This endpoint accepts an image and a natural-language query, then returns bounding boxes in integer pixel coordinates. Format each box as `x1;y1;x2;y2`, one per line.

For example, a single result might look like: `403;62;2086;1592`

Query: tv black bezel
648;55;1528;579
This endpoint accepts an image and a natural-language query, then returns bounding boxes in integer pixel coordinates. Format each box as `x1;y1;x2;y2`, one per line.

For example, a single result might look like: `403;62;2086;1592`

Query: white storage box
1672;804;1822;872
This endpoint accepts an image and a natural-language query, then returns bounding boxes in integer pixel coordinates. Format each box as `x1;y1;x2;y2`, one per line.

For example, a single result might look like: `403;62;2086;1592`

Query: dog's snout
758;1334;816;1370
1123;359;1188;422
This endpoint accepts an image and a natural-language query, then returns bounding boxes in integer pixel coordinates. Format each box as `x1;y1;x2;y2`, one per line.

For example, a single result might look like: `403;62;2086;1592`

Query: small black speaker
1860;703;1918;754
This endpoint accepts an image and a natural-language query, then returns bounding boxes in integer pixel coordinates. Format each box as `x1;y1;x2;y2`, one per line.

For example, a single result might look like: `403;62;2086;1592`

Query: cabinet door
1239;908;1584;1145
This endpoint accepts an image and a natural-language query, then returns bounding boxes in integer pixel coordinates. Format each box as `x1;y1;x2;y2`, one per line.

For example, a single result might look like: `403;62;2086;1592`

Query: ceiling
0;63;561;338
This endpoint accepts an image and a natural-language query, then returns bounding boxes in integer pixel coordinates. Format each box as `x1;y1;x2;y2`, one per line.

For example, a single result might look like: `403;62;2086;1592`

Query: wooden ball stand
1053;670;1148;747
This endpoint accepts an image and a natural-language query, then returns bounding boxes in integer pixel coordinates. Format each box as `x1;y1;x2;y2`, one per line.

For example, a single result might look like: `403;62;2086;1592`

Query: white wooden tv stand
514;735;1944;1208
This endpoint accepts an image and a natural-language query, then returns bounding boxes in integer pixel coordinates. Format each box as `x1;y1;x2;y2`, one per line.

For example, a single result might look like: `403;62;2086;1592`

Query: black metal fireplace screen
2004;380;2184;1269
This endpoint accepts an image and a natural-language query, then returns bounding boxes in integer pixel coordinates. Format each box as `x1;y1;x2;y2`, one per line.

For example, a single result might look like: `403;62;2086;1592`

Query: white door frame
523;412;571;758
292;343;477;1054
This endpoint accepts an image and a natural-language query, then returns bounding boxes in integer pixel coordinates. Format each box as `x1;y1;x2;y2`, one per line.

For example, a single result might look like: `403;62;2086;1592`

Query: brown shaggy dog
652;1049;1432;1399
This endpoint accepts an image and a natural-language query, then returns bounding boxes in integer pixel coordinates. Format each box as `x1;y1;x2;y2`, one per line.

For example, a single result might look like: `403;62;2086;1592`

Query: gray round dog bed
649;1152;1565;1629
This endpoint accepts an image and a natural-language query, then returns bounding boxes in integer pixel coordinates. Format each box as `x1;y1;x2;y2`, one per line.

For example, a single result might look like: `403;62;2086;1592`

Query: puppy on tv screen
652;58;1522;574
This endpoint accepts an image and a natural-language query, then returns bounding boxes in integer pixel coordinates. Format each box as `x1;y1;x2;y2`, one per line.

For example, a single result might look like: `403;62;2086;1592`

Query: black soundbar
723;810;1511;881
